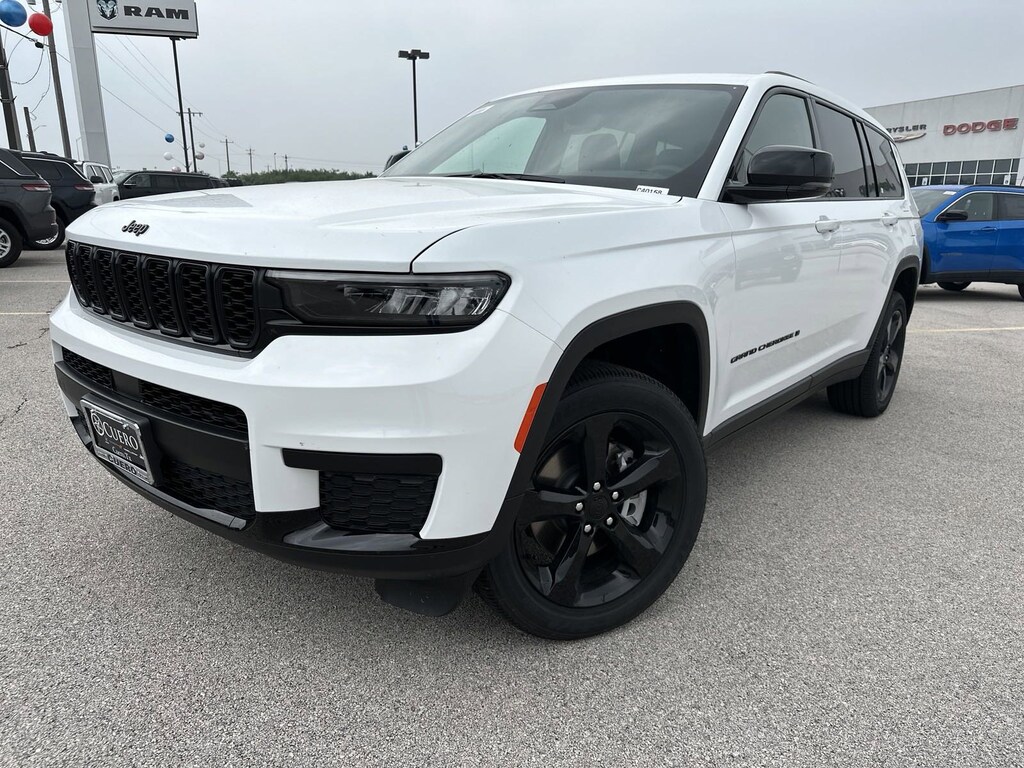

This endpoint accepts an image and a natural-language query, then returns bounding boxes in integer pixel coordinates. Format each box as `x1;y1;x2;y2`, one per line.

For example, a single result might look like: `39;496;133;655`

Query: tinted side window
153;174;178;191
865;130;904;198
945;193;994;222
178;176;213;191
0;149;35;178
996;193;1024;220
733;93;813;183
813;103;869;198
27;159;62;181
129;173;151;187
101;167;113;183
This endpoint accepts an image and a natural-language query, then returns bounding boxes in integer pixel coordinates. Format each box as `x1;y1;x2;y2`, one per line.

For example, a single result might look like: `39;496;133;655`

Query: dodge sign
89;0;199;38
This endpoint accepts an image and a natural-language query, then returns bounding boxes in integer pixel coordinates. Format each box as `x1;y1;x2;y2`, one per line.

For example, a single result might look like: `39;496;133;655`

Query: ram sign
89;0;199;38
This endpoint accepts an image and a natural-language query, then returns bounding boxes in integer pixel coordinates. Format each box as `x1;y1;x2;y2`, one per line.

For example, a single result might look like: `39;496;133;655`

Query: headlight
265;271;510;329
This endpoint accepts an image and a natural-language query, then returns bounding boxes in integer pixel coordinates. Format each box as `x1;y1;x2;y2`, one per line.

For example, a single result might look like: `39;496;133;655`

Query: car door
928;191;997;279
718;90;844;422
991;191;1024;280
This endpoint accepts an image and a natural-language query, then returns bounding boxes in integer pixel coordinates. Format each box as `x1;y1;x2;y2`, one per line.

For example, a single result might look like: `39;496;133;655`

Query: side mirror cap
384;149;412;170
89;175;103;184
725;145;835;204
936;209;969;223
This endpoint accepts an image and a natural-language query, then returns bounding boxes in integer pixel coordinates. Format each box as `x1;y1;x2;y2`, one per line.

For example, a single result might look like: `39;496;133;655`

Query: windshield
911;187;959;216
382;84;746;197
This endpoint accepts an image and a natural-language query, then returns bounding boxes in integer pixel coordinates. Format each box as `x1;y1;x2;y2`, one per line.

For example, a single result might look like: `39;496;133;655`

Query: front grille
65;242;259;351
320;472;437;534
60;347;247;437
161;458;256;520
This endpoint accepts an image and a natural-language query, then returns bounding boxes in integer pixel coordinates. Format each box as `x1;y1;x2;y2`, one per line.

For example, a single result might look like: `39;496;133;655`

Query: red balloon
28;13;53;36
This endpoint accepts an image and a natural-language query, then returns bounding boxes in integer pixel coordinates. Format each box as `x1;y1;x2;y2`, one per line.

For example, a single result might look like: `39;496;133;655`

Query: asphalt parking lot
1;249;1022;767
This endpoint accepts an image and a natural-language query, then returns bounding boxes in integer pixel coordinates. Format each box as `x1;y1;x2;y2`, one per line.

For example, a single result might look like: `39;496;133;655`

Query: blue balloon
164;133;174;143
0;0;28;27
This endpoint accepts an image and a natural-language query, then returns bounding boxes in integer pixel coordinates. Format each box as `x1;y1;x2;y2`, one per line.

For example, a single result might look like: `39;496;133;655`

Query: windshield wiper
439;172;565;183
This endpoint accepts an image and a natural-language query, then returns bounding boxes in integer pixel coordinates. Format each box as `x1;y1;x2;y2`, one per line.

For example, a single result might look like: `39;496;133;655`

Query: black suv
13;151;95;250
0;148;57;267
115;170;221;199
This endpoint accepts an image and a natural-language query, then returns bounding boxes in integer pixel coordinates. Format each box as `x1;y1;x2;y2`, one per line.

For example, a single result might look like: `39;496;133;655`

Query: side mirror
89;175;103;184
384;149;411;170
122;181;135;188
936;209;969;223
726;145;834;204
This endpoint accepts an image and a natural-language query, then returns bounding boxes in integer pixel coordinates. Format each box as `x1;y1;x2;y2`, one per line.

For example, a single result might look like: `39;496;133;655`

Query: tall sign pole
64;0;110;165
171;39;190;172
41;0;72;158
0;35;22;150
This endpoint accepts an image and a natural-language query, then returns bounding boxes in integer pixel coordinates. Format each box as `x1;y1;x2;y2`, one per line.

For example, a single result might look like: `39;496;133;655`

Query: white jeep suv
50;73;922;639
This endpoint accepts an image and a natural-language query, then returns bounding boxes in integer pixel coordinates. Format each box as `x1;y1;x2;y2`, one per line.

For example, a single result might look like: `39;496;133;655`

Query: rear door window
996;193;1024;220
813;103;870;198
152;174;178;192
864;129;904;198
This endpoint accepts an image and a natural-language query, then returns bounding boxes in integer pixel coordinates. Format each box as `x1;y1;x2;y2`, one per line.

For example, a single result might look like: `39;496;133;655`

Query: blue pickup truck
913;184;1024;300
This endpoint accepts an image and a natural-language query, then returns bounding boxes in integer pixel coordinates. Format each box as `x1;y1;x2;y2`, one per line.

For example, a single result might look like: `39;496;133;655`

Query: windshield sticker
636;185;670;195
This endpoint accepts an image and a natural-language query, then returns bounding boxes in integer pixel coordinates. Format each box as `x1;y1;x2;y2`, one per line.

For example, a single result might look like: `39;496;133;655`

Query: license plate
82;400;155;485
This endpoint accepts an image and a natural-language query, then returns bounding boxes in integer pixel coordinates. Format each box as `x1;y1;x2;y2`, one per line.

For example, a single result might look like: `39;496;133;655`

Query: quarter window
27;160;62;181
945;193;994;222
864;130;904;198
996;193;1024;221
812;103;869;198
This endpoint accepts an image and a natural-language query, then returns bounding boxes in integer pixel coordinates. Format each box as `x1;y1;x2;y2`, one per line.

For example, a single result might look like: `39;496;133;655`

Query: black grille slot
117;254;152;328
63;242;260;352
320;472;437;534
143;258;181;335
217;268;258;348
161;459;255;520
178;262;218;343
62;348;114;390
92;250;126;320
138;380;247;435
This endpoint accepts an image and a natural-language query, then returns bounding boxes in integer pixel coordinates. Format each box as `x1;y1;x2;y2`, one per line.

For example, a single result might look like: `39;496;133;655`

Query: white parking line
0;312;50;316
910;326;1024;334
0;280;69;283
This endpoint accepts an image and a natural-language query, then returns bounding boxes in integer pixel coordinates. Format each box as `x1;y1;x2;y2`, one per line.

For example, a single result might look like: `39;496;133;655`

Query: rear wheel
0;218;24;268
827;293;908;418
477;362;706;640
938;281;970;292
1018;285;1024;301
30;217;65;251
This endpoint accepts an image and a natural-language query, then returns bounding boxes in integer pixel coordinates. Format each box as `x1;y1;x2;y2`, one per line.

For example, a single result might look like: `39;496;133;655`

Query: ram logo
96;0;118;20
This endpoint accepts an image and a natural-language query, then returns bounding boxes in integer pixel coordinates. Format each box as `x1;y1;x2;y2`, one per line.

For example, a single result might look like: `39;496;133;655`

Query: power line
96;40;179;115
12;45;44;86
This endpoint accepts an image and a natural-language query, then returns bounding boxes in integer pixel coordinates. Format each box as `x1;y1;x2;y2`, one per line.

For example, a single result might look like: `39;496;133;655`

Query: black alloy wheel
477;362;706;639
876;308;904;404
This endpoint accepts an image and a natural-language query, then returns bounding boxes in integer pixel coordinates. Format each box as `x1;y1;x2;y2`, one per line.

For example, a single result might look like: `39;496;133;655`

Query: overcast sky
6;0;1024;174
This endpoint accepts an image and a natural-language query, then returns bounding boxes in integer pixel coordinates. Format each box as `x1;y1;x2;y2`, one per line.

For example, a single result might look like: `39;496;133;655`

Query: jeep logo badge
122;220;150;236
96;0;118;20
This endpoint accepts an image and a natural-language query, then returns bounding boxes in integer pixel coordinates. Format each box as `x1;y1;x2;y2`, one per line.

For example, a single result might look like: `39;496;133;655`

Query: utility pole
0;36;22;150
246;147;254;174
23;106;35;151
273;152;277;170
284;154;288;172
170;39;190;171
223;138;233;173
41;0;72;158
180;108;202;171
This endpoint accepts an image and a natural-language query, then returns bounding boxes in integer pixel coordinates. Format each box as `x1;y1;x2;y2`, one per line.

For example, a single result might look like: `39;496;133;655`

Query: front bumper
51;293;557;578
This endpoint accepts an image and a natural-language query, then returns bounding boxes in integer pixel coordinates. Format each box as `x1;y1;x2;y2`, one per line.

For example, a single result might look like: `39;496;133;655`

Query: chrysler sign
89;0;199;38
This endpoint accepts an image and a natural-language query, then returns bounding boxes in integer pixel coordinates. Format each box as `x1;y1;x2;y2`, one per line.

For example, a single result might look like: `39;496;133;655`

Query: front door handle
815;217;840;234
881;214;899;227
978;226;998;232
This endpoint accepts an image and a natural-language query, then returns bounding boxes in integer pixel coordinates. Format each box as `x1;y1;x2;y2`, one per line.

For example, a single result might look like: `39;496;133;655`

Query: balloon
163;152;173;161
28;12;52;36
170;166;182;172
198;142;205;149
164;133;174;143
0;0;28;27
195;151;205;160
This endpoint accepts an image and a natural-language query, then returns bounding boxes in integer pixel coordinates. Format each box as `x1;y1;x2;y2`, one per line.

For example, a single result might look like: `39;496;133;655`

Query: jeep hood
66;177;679;272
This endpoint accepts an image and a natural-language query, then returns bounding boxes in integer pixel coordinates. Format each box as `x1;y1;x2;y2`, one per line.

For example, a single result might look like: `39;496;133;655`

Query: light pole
398;49;429;145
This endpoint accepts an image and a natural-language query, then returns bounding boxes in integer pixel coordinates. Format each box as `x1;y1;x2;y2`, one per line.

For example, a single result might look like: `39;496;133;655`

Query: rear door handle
881;214;899;227
979;226;998;232
815;218;840;234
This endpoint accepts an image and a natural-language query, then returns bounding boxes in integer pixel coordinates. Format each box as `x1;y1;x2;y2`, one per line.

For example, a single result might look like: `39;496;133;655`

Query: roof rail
764;70;813;83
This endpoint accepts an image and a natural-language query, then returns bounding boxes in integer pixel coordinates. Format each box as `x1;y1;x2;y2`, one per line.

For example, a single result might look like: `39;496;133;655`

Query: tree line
225;168;376;185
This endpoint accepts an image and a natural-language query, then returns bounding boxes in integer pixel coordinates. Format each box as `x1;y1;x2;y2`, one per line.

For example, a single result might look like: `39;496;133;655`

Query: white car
50;73;922;639
77;160;118;205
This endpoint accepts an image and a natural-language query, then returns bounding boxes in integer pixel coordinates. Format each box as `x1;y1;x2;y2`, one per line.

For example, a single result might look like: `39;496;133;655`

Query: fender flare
503;301;711;501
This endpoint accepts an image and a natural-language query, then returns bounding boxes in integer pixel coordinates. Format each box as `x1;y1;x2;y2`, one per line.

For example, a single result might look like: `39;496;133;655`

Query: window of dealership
867;85;1024;188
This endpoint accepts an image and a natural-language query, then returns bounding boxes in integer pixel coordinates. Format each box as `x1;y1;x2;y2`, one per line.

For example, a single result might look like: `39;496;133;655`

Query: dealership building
866;85;1024;188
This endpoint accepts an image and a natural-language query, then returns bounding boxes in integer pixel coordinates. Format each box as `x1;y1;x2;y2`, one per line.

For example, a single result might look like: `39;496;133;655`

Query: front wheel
938;281;971;292
477;362;707;640
1018;285;1024;301
30;218;65;251
827;293;908;418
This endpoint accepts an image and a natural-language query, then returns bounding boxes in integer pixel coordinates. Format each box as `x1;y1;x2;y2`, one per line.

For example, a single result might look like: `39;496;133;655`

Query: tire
29;217;65;251
0;218;24;268
476;361;707;640
827;293;908;418
1018;285;1024;302
938;281;970;292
